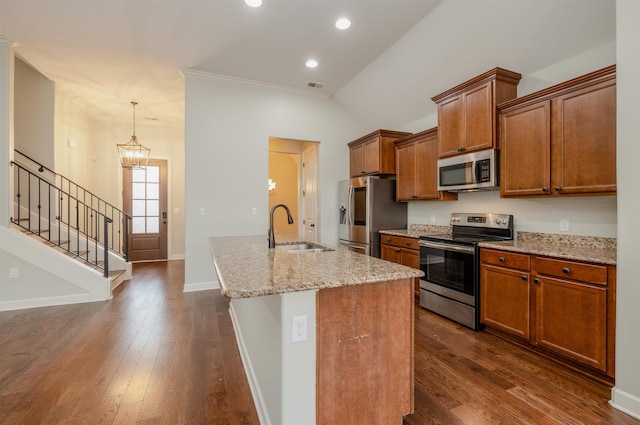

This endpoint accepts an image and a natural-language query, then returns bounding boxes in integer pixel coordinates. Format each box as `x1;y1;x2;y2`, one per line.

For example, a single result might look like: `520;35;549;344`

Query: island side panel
316;278;415;425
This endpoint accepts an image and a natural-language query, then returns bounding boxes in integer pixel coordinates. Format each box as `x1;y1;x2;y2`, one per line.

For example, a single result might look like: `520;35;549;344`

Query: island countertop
209;235;424;298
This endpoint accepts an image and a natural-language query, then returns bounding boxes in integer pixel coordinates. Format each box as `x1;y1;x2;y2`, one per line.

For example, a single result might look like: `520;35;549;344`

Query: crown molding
182;68;331;99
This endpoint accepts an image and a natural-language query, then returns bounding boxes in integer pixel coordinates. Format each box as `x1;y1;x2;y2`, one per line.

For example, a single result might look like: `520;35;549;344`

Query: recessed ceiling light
305;59;318;69
244;0;262;7
335;17;351;30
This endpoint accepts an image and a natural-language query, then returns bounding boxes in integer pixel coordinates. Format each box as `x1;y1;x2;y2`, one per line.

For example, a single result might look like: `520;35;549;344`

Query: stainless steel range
418;212;513;330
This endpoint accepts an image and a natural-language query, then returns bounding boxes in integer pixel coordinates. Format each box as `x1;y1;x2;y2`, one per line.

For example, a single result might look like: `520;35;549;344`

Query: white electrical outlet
292;315;308;343
430;214;436;224
252;207;257;216
560;219;570;232
199;207;206;216
9;267;19;278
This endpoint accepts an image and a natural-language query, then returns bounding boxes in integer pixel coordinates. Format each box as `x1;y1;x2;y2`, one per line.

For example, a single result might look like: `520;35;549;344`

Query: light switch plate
560;219;569;232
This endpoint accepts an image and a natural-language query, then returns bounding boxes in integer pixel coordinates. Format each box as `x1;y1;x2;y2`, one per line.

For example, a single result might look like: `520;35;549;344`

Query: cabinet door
437;95;464;157
400;248;419;269
395;142;416;201
363;139;381;174
552;79;617;195
534;276;607;371
500;101;552;197
480;264;531;339
415;134;439;199
350;144;364;177
380;244;401;264
463;81;494;153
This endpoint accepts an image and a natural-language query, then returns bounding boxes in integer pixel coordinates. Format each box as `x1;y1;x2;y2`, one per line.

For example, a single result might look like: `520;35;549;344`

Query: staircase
7;150;132;302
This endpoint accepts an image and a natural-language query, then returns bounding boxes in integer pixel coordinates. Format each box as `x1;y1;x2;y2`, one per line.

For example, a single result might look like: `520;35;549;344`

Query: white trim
229;302;271;425
610;387;640;420
182;68;331;99
0;293;102;312
170;254;185;260
182;281;218;292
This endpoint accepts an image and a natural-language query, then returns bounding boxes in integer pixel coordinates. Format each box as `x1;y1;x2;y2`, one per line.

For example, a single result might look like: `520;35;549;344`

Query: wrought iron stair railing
10;150;131;278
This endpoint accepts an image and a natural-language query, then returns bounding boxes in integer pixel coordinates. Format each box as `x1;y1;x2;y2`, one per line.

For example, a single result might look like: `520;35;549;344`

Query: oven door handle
419;240;475;255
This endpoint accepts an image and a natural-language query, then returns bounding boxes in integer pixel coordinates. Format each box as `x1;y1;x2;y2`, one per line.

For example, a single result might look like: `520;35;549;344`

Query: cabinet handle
542;187;549;192
395;249;401;253
555;186;562;192
521;275;527;281
406;242;412;246
533;278;540;284
562;267;570;274
499;257;505;262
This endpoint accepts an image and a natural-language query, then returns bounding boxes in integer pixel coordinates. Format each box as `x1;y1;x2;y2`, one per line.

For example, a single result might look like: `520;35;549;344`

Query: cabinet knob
521;275;527;281
533;278;540;284
562;267;570;274
395;249;401;253
499;257;505;262
542;187;549;192
457;147;465;152
555;186;562;192
406;242;412;246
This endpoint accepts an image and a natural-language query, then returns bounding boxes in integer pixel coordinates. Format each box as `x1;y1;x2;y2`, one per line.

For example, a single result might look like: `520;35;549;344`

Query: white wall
0;36;13;227
54;88;95;192
14;57;54;169
183;72;364;286
92;119;186;259
611;0;640;418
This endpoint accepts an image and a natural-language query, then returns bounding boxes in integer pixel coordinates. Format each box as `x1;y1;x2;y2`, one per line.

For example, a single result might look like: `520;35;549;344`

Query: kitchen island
209;235;423;425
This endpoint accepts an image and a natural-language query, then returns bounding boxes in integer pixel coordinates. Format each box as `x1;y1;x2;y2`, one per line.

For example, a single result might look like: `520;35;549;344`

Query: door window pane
132;217;146;234
147;166;160;183
147;200;159;216
132;168;146;182
132;182;146;199
147;217;159;233
132;200;145;216
147;182;159;199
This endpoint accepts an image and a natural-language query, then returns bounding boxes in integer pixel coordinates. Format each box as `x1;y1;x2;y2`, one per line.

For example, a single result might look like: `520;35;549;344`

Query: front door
123;159;168;261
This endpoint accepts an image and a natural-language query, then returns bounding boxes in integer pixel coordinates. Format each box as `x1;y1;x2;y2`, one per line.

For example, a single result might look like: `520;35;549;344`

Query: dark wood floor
1;260;638;425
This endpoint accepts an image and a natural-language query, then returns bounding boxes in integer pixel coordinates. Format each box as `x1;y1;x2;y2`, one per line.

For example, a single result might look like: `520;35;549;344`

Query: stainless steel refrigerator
338;176;407;257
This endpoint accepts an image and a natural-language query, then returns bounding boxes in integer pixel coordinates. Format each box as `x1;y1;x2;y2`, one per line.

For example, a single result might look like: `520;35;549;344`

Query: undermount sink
276;242;334;254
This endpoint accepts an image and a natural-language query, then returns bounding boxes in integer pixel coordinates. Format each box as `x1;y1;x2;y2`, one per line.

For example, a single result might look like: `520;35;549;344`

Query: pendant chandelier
117;101;150;168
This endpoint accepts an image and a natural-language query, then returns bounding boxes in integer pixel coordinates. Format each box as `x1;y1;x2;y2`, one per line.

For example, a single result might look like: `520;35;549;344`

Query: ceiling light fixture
335;18;351;30
305;59;318;69
117;101;150;169
244;0;262;7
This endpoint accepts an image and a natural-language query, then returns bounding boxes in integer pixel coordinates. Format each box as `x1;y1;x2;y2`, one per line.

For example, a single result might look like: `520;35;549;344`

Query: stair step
44;240;70;246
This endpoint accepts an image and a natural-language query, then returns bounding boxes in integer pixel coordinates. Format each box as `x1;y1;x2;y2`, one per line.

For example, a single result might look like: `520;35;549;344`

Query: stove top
420;213;514;244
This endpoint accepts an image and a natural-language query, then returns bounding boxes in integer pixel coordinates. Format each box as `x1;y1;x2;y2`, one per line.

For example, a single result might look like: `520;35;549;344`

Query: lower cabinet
480;248;615;379
381;234;420;297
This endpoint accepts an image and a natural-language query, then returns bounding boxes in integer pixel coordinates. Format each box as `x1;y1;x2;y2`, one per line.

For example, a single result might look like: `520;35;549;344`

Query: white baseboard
0;293;105;312
229;302;270;425
610;387;640;420
182;281;218;292
169;254;185;260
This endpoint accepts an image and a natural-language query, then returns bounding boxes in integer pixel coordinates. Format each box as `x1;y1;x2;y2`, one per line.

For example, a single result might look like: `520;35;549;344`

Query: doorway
123;159;168;261
268;138;319;243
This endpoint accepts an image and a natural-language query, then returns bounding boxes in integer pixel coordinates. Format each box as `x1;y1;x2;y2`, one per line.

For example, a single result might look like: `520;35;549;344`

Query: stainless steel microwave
437;149;499;192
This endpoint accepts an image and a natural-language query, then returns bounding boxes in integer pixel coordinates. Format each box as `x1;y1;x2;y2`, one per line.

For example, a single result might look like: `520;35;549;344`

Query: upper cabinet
394;128;457;202
432;68;522;158
348;129;411;178
498;65;616;197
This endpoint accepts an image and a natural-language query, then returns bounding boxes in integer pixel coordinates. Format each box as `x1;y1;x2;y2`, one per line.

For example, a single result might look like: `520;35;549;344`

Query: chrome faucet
268;203;294;248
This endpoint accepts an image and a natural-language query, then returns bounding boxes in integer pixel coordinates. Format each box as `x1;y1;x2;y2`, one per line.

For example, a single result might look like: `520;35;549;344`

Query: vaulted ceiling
0;0;615;130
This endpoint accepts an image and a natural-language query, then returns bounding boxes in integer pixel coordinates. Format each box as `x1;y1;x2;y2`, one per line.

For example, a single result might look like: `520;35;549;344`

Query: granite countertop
380;224;451;239
209;235;424;299
479;232;617;265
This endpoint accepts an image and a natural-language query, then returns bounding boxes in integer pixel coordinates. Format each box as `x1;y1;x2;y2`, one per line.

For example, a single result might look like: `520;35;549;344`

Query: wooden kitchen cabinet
480;248;616;379
432;67;521;158
480;249;531;339
499;65;616;197
348;129;411;177
394;128;457;202
380;234;420;296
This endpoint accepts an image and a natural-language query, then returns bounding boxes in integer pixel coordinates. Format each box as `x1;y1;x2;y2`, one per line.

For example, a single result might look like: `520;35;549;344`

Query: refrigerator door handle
347;184;354;228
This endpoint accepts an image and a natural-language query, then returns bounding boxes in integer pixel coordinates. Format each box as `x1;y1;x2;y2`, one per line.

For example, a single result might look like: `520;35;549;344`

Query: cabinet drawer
380;235;419;250
532;256;607;285
481;249;530;271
